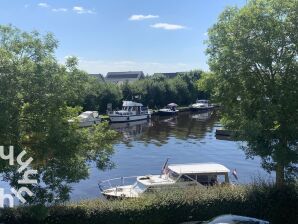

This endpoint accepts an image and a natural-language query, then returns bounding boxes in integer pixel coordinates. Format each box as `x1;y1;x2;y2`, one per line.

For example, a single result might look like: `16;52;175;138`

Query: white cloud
52;8;68;12
150;23;186;30
73;6;95;14
129;14;159;21
68;59;197;75
38;3;50;8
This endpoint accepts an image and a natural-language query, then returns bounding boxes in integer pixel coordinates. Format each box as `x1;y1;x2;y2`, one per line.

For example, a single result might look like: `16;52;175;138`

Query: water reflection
112;111;217;148
110;120;152;143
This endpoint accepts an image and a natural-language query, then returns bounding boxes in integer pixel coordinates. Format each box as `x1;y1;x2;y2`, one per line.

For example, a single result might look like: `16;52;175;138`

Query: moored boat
68;111;101;127
108;101;151;123
158;103;179;116
190;100;214;112
99;162;230;199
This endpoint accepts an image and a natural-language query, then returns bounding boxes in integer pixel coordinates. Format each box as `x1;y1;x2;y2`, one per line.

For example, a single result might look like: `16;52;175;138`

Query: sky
0;0;246;75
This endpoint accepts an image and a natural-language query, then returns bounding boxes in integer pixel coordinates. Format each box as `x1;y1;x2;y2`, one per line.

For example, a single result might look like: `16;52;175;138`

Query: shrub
0;183;297;224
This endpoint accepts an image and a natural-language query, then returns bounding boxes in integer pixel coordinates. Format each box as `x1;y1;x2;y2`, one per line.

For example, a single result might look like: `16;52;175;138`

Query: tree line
83;70;208;113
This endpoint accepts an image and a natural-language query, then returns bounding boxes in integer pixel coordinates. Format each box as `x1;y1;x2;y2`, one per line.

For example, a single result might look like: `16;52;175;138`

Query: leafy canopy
205;0;298;184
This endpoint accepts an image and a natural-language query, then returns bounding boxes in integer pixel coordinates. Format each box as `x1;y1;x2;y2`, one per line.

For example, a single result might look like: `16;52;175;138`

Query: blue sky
0;0;246;75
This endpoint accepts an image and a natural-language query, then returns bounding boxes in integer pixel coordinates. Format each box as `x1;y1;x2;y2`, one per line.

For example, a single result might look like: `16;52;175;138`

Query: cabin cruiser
68;111;101;127
108;101;151;123
158;103;179;116
190;100;214;112
99;162;230;199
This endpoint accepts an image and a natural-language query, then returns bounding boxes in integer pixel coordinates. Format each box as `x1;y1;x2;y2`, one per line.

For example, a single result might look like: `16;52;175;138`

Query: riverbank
1;183;297;224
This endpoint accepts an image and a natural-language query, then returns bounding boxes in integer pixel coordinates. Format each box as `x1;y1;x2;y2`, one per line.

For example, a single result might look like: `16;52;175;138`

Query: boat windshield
133;181;148;193
168;170;179;181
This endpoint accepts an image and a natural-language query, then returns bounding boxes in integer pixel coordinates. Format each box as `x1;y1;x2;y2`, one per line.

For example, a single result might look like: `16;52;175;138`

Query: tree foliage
0;25;118;204
83;70;206;112
205;0;298;185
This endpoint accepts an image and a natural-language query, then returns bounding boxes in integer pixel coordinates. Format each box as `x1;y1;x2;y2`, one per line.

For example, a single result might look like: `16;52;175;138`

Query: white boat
190;100;214;111
68;111;101;127
158;103;179;116
99;162;230;199
108;101;151;123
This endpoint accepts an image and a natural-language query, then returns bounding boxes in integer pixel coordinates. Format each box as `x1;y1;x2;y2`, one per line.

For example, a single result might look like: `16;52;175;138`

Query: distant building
153;72;180;79
105;71;145;84
89;73;105;82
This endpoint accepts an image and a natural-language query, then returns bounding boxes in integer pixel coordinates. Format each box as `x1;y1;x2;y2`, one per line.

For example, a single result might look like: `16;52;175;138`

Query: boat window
133;181;148;193
180;174;196;182
196;175;210;185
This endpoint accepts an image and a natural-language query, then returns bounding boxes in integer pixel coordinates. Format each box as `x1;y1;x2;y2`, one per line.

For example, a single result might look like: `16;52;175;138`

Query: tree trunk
276;163;285;188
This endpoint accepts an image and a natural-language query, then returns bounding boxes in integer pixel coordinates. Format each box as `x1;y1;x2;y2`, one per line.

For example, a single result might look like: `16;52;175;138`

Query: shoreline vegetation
1;182;297;224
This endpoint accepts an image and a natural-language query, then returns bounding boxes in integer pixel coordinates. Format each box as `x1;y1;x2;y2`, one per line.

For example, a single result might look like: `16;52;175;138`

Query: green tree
0;25;119;203
206;0;298;186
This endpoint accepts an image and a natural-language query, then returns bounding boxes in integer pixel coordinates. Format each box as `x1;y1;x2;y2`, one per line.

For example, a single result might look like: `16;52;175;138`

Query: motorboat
99;162;230;199
190;100;214;112
68;111;101;127
158;103;179;116
108;101;151;123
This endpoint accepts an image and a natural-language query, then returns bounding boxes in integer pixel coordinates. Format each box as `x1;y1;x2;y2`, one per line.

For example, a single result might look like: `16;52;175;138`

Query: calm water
70;111;273;201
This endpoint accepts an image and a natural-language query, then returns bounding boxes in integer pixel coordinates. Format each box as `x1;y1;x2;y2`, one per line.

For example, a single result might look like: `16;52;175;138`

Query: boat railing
98;176;138;191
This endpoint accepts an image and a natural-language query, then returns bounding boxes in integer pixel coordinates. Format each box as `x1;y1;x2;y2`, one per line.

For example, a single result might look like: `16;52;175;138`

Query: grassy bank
1;183;297;224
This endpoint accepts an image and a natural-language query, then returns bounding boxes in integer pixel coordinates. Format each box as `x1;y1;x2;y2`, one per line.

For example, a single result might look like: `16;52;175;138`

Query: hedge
0;183;297;224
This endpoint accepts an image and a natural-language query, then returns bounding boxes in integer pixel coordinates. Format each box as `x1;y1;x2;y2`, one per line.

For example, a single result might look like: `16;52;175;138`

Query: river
70;111;274;201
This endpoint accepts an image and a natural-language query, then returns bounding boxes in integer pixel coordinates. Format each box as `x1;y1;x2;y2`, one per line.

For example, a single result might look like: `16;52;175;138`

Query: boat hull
158;111;178;116
79;120;101;127
190;106;214;112
109;114;151;123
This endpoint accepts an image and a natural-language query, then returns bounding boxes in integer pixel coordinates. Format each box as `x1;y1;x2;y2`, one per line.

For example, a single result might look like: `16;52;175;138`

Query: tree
206;0;298;186
0;25;119;204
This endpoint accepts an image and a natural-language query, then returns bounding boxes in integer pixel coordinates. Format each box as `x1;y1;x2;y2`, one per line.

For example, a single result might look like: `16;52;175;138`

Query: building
89;73;105;82
105;71;145;84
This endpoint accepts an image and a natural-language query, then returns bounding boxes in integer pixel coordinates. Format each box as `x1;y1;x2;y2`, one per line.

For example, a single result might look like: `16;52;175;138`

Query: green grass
1;183;297;224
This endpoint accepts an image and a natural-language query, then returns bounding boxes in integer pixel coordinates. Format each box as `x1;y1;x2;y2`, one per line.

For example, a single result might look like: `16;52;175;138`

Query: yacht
68;111;101;127
158;103;179;116
108;101;151;123
99;162;230;199
190;100;214;112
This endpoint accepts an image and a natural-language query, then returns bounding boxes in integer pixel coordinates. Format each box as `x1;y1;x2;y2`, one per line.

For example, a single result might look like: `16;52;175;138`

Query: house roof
168;163;230;174
106;71;144;79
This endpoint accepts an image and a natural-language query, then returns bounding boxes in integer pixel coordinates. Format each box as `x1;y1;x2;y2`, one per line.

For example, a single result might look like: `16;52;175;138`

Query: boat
98;162;230;199
108;101;151;123
190;100;214;112
158;103;179;116
68;111;101;127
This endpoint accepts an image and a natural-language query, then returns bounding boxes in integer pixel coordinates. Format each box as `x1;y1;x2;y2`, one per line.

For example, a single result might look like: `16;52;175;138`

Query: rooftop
168;163;230;174
106;71;144;79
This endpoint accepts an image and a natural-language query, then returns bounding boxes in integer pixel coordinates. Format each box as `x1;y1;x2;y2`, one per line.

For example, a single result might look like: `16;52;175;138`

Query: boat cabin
166;163;230;186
